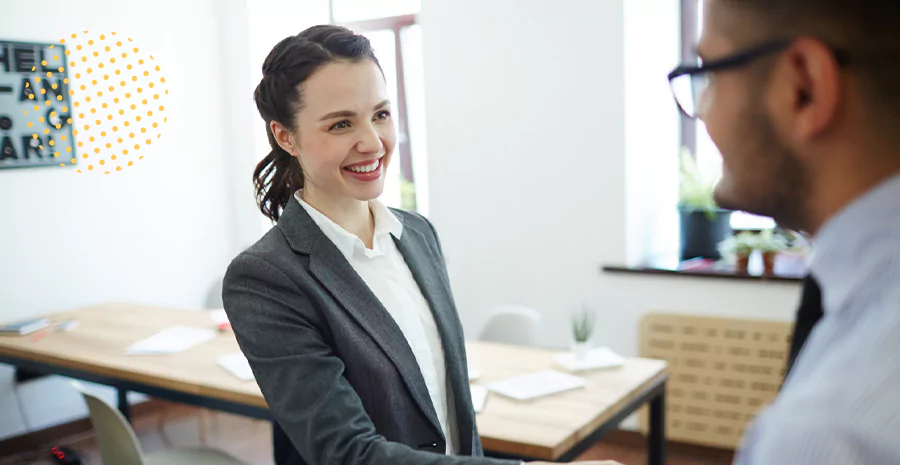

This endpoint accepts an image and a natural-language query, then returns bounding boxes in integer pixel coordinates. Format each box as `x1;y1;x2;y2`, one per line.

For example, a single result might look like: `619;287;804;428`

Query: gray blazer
222;199;518;465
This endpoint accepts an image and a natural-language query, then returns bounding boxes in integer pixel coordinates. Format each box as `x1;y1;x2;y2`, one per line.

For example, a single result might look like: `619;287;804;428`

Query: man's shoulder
747;380;900;463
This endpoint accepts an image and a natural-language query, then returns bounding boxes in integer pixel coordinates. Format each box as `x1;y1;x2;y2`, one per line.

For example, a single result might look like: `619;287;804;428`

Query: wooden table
0;303;667;464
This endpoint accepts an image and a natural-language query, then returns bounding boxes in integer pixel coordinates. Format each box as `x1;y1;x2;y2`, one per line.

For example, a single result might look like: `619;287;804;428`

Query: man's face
699;0;807;228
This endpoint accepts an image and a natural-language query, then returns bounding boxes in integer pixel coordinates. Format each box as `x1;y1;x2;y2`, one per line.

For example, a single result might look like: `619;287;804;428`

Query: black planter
679;208;732;260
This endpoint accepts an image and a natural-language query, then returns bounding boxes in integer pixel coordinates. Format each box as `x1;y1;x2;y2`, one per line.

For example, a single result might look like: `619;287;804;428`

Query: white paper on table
218;352;255;381
209;309;229;325
486;370;586;401
470;384;488;413
468;367;480;381
553;347;626;373
126;326;216;355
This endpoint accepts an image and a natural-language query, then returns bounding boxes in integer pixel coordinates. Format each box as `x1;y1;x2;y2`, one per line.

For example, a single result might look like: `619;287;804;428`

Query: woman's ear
270;121;296;155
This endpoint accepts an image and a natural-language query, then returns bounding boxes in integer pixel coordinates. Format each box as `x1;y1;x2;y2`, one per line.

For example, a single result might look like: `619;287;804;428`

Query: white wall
0;0;244;440
625;0;682;265
421;0;802;356
422;0;627;344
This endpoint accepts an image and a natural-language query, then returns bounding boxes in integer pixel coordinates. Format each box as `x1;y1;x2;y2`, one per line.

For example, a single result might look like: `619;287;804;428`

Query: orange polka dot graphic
34;30;169;174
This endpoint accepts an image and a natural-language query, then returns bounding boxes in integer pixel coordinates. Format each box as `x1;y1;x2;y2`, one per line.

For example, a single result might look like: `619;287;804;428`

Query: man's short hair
723;1;900;130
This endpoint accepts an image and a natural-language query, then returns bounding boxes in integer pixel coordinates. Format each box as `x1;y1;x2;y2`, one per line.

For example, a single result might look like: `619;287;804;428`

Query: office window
334;4;427;213
681;0;775;230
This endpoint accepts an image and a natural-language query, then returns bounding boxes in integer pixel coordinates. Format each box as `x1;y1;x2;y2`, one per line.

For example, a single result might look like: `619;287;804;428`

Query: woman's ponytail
253;124;304;222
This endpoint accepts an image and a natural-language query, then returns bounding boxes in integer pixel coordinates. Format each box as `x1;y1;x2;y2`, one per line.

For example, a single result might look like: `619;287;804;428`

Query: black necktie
785;275;824;378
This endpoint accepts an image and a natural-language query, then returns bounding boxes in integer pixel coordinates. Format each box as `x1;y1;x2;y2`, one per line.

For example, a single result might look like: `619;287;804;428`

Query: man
668;1;900;463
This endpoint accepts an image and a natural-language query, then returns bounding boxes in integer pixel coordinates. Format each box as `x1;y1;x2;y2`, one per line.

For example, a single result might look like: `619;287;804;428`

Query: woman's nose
356;124;383;154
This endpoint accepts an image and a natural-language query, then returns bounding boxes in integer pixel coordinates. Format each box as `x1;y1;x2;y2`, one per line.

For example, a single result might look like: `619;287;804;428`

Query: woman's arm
223;252;519;465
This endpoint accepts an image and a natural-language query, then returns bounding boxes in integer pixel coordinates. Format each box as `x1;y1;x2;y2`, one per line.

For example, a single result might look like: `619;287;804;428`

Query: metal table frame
485;376;667;465
0;354;272;421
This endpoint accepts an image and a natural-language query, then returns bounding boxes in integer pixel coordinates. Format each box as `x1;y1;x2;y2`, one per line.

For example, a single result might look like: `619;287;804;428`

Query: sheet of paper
470;384;488;413
209;309;229;325
126;326;216;355
553;346;626;373
218;352;255;381
487;370;586;401
468;367;480;381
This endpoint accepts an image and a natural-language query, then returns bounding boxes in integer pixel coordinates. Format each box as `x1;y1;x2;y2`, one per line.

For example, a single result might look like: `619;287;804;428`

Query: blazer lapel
393;221;476;455
277;200;444;439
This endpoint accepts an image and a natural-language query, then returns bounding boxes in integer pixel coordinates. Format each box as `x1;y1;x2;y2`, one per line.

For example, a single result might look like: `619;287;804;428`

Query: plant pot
572;340;594;361
763;251;777;275
736;252;750;274
679;208;733;260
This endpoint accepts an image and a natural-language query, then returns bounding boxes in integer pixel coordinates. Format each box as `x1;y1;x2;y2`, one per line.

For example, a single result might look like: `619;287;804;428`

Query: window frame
679;0;698;157
338;14;418;190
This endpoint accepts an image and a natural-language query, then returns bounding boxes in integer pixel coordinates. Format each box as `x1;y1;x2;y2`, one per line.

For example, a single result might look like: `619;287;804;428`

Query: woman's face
279;59;395;204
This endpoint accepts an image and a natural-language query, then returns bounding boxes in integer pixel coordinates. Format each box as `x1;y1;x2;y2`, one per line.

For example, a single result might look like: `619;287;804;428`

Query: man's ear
787;38;842;141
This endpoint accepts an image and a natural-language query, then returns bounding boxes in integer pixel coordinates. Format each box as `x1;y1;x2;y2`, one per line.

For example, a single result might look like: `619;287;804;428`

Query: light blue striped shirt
735;174;900;465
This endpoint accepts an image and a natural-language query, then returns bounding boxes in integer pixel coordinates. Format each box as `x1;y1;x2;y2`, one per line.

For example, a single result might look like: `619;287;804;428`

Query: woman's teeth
346;160;379;173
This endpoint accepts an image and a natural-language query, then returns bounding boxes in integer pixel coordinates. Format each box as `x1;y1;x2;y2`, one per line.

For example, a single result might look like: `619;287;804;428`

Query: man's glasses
668;39;848;119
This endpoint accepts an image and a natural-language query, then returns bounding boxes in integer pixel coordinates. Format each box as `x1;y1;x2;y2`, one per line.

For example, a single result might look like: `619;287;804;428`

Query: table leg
648;387;666;465
118;388;131;422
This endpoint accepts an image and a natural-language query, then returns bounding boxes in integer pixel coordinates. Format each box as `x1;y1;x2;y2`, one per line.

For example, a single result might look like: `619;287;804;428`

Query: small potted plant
756;229;788;275
718;232;757;274
571;306;596;360
678;148;732;260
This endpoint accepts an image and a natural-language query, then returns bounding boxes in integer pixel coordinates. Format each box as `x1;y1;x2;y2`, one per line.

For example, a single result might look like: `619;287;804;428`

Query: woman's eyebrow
319;100;391;121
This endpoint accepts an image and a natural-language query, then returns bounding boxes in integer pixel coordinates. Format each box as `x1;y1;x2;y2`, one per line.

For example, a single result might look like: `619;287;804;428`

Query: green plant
400;180;417;211
718;230;789;257
718;231;758;257
571;306;595;343
679;147;721;219
756;229;789;253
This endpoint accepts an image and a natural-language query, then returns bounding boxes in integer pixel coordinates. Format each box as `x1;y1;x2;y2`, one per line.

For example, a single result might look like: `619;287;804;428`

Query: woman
223;25;615;465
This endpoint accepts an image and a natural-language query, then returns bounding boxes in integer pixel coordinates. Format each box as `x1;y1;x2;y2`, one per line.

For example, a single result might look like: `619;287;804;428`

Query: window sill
602;254;805;283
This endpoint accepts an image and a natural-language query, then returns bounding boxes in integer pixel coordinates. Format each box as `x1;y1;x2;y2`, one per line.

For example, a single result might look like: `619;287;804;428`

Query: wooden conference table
0;303;668;463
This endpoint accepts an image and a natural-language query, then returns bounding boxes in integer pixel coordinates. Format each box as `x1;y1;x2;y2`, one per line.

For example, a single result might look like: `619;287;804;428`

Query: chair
479;305;543;346
71;381;246;465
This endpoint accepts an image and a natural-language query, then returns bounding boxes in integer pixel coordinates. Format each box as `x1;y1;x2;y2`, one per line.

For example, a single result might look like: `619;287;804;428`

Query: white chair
71;382;246;465
479;305;543;346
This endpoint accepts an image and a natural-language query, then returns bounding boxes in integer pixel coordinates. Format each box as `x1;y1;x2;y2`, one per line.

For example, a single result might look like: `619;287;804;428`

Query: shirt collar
370;197;404;239
293;191;403;260
808;173;900;315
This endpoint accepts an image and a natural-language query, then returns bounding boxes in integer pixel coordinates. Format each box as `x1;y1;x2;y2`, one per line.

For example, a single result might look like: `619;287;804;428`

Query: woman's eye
375;110;391;120
330;121;350;131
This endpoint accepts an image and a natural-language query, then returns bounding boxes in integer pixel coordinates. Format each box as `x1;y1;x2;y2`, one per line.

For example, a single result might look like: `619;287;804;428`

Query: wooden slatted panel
638;313;792;449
